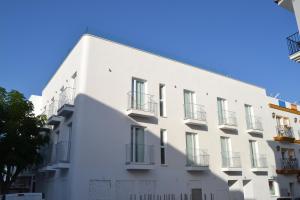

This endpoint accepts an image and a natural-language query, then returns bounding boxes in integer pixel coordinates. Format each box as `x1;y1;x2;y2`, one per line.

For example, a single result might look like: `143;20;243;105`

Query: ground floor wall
36;170;273;200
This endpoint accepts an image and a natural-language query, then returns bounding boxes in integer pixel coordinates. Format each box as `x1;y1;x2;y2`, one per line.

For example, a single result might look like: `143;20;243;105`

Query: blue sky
0;1;298;102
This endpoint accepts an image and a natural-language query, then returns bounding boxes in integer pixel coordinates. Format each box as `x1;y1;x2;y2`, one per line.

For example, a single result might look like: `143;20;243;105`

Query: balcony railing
39;143;54;167
186;149;209;167
246;116;263;131
287;31;300;56
127;92;157;115
276;125;294;138
55;141;70;163
279;158;299;169
125;144;154;165
221;152;241;168
184;103;207;122
251;154;268;168
47;101;59;118
58;87;75;110
218;110;237;126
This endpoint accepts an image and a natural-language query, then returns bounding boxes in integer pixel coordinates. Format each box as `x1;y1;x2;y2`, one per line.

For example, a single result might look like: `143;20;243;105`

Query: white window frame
160;129;167;165
159;84;167;117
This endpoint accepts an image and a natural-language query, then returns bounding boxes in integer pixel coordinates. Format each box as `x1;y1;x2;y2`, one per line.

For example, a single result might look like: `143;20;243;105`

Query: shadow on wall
37;94;247;200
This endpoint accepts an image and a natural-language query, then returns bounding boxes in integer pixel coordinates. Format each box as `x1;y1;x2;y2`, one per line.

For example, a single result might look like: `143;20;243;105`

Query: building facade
274;0;300;62
30;34;300;200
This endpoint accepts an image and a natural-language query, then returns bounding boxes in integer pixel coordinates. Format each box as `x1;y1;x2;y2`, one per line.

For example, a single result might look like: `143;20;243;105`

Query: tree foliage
0;87;49;197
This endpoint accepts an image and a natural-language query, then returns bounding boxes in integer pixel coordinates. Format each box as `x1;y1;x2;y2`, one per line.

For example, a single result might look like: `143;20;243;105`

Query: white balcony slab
184;119;207;126
38;165;56;172
221;167;242;172
125;163;154;170
290;51;300;62
246;129;263;135
251;167;268;172
126;109;155;118
47;115;63;126
219;124;238;131
53;162;70;169
185;166;209;171
57;104;74;117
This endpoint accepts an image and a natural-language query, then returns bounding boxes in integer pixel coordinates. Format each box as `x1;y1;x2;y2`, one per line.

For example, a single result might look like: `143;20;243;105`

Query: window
186;132;198;165
268;180;276;196
132;78;146;110
220;137;231;167
130;126;145;163
217;98;227;124
245;104;254;129
249;140;258;167
67;123;72;141
159;84;166;117
184;90;195;119
160;129;167;165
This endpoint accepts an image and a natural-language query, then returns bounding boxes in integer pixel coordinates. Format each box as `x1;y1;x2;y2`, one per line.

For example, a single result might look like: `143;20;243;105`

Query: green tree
0;87;49;199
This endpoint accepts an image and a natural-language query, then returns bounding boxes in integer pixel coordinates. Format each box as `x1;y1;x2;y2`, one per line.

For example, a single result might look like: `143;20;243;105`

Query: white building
274;0;300;62
267;97;300;199
30;34;300;200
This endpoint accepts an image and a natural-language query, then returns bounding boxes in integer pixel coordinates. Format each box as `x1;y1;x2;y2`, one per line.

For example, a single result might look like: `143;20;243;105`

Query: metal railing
39;143;54;167
246;116;263;131
221;152;241;168
125;144;154;165
276;125;294;138
58;87;75;110
48;101;58;117
55;141;70;163
218;110;237;126
127;91;157;114
251;154;268;168
287;31;300;56
186;149;209;167
184;103;207;122
279;158;299;169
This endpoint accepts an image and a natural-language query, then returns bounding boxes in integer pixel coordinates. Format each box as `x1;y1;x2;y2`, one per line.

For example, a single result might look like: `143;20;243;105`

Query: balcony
251;154;268;172
38;144;56;172
294;130;300;144
221;152;242;172
46;101;63;126
287;32;300;62
218;110;238;131
125;144;154;170
126;92;157;118
183;104;207;126
273;126;295;143
53;141;70;169
57;87;75;117
275;0;294;12
185;149;209;171
246;116;263;135
276;158;300;174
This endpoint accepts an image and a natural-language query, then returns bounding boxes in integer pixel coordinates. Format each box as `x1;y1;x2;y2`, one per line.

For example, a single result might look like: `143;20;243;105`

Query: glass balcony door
184;90;195;119
186;132;198;166
132;79;146;111
217;98;227;124
249;140;258;167
245;105;254;129
130;126;145;163
221;137;231;167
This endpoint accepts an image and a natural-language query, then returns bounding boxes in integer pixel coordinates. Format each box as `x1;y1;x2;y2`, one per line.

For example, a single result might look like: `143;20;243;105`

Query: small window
268;180;276;196
160;129;167;165
159;84;166;117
